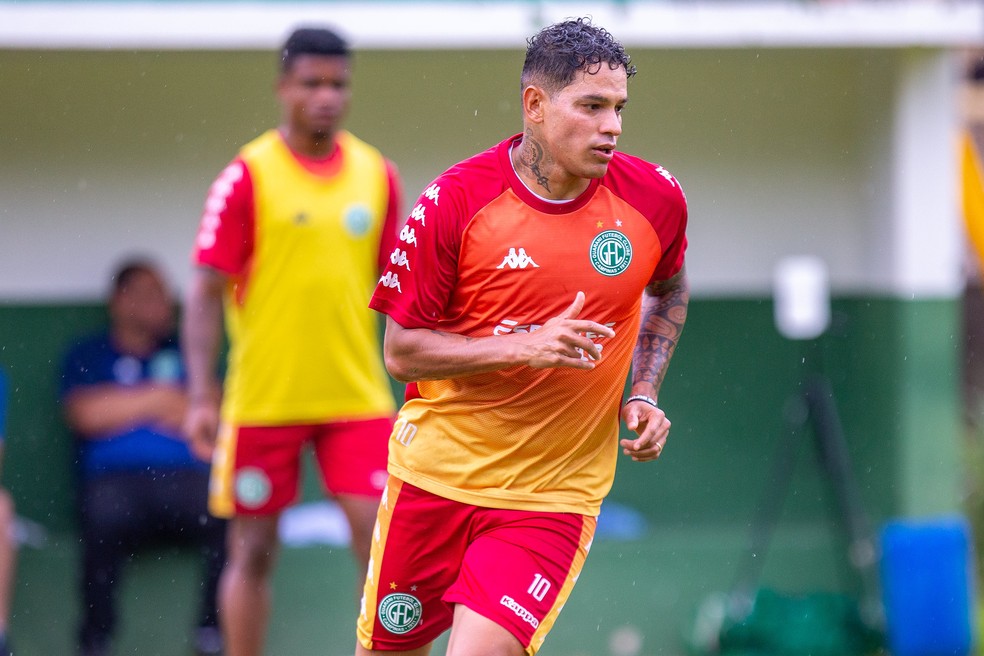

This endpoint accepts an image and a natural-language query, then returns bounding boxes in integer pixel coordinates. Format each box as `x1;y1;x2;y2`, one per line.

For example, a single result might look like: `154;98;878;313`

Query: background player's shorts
209;416;392;517
357;478;596;656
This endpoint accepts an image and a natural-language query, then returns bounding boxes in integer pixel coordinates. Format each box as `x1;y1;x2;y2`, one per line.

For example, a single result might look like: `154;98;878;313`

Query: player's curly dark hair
521;17;636;93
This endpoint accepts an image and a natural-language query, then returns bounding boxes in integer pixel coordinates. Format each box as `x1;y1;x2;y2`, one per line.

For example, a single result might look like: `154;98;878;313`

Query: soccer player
182;26;403;656
358;17;689;656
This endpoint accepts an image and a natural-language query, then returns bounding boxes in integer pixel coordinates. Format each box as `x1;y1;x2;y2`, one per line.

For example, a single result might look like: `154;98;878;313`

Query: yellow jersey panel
222;129;396;424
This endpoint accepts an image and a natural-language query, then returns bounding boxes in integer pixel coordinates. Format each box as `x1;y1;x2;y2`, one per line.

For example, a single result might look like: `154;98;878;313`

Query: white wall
0;47;965;300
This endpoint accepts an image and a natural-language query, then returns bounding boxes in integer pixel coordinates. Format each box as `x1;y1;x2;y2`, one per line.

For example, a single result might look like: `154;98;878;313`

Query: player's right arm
181;266;227;459
382;291;613;382
181;158;254;459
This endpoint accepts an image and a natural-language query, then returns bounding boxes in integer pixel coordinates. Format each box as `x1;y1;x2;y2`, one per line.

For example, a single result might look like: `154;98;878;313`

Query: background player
357;17;689;656
182;25;403;656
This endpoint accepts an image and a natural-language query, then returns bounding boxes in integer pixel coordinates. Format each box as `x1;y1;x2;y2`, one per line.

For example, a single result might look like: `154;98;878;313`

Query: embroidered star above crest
389;582;398;590
616;219;623;227
596;221;603;228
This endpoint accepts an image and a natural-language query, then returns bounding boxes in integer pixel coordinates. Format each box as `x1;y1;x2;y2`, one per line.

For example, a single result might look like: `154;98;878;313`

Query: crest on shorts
589;230;632;277
235;467;272;509
378;593;423;634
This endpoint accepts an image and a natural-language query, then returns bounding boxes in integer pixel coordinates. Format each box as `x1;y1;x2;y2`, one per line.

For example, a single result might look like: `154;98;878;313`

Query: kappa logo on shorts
589;230;632;277
235;467;272;509
500;595;540;628
378;593;423;634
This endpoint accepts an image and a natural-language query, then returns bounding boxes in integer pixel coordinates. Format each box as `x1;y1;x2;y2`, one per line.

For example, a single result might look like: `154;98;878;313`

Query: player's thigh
446;604;524;656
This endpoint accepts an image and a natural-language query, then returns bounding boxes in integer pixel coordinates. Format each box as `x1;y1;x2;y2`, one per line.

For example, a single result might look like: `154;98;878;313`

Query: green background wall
1;295;958;539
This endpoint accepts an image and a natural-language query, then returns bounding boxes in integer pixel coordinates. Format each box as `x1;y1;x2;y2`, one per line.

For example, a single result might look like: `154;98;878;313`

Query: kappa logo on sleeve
378;272;403;293
389;248;412;271
409;203;427;226
655;165;677;187
422;183;440;205
399;223;418;247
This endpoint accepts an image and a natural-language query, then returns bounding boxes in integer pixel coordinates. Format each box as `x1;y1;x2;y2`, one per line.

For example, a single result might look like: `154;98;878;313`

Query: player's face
541;65;628;181
278;54;352;139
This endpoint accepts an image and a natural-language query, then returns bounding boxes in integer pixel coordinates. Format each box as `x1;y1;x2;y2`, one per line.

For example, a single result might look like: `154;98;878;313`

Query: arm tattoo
632;267;690;397
518;133;551;193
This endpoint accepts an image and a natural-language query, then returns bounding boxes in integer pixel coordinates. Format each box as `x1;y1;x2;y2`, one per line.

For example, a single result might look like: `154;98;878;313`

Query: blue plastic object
880;515;975;656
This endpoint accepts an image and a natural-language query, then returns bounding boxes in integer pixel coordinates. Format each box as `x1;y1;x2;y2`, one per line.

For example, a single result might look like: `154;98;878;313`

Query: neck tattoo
519;137;551;193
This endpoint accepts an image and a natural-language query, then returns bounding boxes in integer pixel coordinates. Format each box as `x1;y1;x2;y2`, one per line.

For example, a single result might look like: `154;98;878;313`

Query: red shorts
209;416;392;517
357;478;596;655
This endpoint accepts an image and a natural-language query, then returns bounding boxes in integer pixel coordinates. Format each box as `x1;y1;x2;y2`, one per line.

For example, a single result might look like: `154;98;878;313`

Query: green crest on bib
344;204;372;236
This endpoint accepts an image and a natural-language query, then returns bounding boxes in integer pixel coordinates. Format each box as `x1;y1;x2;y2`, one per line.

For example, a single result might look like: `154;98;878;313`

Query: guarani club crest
234;467;272;509
589;229;632;276
378;593;423;634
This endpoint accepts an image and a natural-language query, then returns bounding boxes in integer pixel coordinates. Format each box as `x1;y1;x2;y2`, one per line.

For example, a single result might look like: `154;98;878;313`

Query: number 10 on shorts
527;573;551;601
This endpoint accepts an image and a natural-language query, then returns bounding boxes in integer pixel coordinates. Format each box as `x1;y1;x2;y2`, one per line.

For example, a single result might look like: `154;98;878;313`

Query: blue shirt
60;333;204;477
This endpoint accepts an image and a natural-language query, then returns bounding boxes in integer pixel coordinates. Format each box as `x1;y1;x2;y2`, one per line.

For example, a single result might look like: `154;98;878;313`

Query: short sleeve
369;175;463;329
192;158;255;276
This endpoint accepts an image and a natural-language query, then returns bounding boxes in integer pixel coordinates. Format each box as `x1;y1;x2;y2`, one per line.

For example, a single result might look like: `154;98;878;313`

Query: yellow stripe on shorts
357;475;400;650
527;514;597;656
208;422;238;518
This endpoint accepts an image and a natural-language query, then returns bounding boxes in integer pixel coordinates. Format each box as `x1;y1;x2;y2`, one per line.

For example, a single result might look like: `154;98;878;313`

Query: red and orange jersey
369;135;688;516
193;129;402;425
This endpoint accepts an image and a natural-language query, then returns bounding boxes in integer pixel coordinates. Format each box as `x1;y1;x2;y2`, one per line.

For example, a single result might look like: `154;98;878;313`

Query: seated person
60;258;226;656
0;369;16;656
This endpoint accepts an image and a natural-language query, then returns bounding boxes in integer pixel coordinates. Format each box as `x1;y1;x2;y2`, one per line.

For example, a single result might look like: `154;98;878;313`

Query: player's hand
519;292;615;370
619;399;670;462
183;399;220;462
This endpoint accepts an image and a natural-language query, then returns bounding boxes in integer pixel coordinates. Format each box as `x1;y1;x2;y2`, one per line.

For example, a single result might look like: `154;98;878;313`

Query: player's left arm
620;265;690;462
